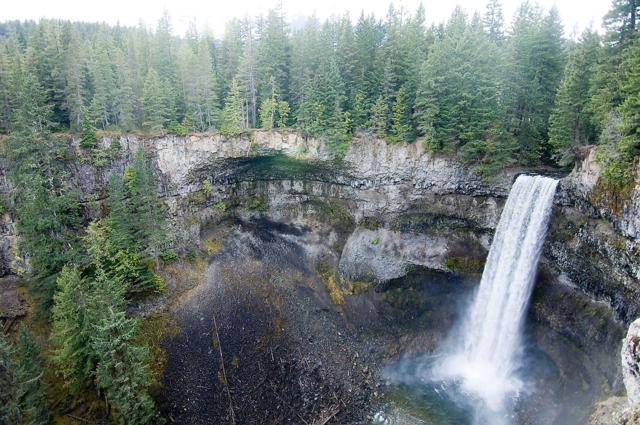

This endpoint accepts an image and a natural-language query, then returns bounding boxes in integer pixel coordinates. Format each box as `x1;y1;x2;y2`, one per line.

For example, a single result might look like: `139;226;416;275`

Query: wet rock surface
0;276;27;320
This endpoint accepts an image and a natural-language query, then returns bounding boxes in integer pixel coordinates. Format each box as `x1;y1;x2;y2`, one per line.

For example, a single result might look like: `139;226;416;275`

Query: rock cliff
1;130;638;324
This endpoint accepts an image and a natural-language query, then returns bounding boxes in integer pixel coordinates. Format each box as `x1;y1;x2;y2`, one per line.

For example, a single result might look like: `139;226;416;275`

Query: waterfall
436;175;559;414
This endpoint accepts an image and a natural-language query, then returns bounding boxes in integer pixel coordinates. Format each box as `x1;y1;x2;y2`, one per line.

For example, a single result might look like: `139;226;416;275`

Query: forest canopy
0;1;638;176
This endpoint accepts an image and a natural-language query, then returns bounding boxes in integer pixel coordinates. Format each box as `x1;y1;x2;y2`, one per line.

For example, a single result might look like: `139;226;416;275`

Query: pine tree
389;86;414;143
7;55;83;312
259;76;278;129
483;0;504;43
502;3;565;164
618;40;640;155
219;19;244;100
178;38;219;132
415;8;503;153
548;31;601;165
16;327;50;425
89;33;117;129
124;148;166;258
92;308;155;425
221;78;244;136
256;8;290;106
113;50;137;131
353;14;385;121
603;0;639;47
277;100;290;128
51;266;94;395
237;19;258;128
0;333;21;424
142;68;168;131
64;28;89;131
80;115;97;148
369;96;389;138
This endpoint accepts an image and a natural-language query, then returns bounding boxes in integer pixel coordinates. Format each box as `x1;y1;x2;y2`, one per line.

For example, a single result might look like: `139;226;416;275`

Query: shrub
247;197;268;212
159;250;178;263
186;249;198;261
168;121;187;136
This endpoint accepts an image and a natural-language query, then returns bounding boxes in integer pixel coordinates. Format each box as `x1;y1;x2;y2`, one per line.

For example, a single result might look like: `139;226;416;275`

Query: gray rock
623;319;640;404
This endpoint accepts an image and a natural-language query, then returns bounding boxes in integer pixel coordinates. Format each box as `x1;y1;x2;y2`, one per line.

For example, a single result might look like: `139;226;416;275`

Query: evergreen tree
618;40;640;155
51;266;94;395
142;68;168;130
7;55;83;312
16;327;50;425
502;3;565;164
89;149;165;295
259;76;277;129
548;31;601;164
113;50;137;131
256;8;290;106
415;8;503;153
219;19;244;100
353;14;385;124
89;33;117;129
0;333;21;424
603;0;639;47
237;19;258;128
64;28;89;131
221;78;244;135
276;100;290;128
369;96;389;138
124;148;166;258
92;308;155;425
389;86;414;143
484;0;504;43
80;115;97;148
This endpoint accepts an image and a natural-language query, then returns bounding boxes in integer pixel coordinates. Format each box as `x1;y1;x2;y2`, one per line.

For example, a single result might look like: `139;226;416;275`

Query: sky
1;0;612;38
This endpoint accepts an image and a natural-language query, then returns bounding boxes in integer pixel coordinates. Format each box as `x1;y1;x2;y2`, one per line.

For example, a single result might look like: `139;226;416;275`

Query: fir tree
142;68;168;131
16;327;50;425
221;78;244;136
484;0;504;43
277;101;290;128
51;266;94;395
548;31;601;165
415;8;503;153
369;96;389;138
80;115;97;148
389;86;414;143
259;76;278;130
92;308;155;425
502;3;565;164
0;333;21;424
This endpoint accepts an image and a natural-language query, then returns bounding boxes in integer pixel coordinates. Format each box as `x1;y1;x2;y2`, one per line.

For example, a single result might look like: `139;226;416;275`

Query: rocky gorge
1;130;639;424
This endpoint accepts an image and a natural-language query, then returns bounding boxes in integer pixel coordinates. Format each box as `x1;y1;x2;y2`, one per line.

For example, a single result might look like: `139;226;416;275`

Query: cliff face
1;130;638;324
2;130;636;420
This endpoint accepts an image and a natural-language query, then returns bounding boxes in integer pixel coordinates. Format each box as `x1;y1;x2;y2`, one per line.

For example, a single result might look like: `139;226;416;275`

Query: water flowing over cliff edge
0;130;637;424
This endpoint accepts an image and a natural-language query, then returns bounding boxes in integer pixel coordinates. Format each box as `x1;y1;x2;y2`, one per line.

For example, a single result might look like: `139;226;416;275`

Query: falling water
436;175;559;418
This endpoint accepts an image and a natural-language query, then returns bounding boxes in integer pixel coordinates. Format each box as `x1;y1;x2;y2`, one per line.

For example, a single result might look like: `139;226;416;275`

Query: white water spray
436;175;559;414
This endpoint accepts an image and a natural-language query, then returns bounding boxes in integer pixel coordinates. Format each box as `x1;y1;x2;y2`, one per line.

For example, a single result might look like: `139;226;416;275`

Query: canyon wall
1;130;638;325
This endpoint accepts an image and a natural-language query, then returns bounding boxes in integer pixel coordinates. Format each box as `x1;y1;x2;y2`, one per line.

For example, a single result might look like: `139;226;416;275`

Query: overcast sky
2;0;611;38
